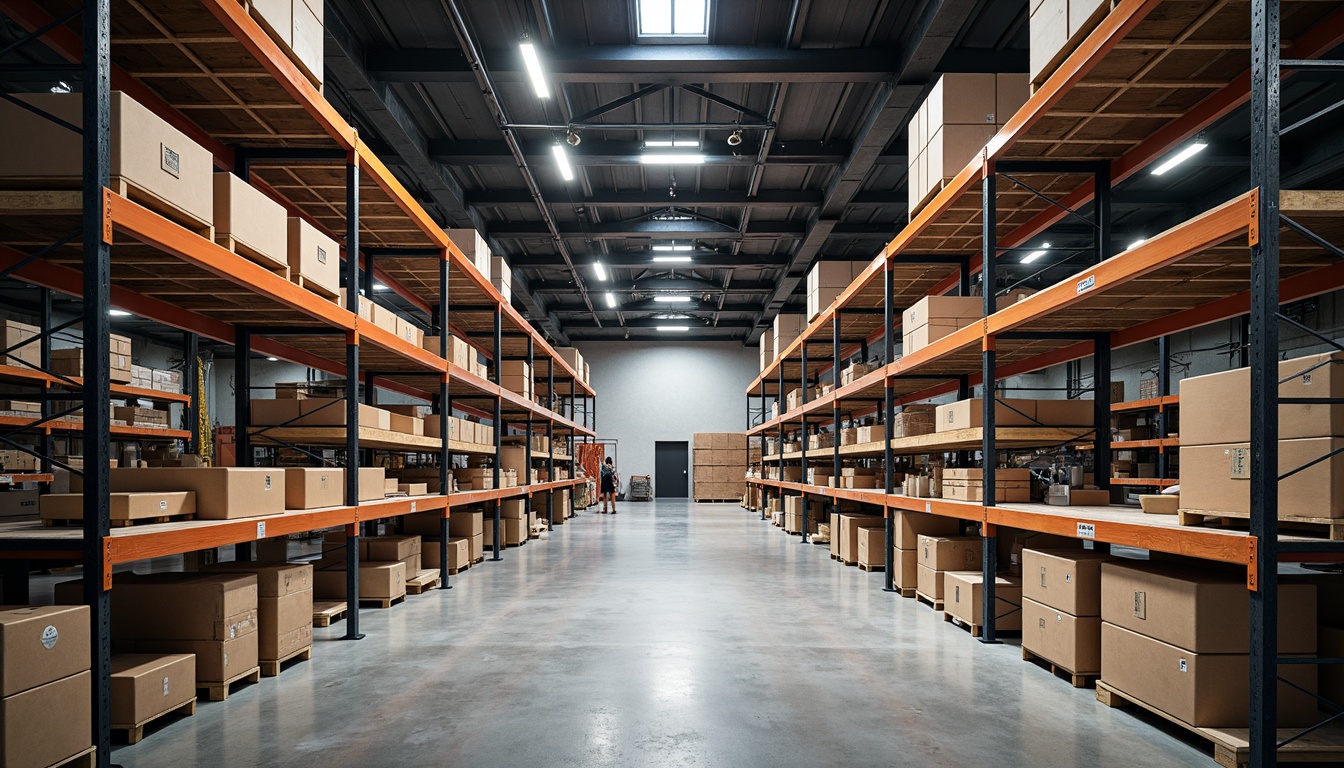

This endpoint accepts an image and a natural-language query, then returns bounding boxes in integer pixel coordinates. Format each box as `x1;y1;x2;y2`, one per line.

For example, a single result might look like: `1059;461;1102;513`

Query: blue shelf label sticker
1076;274;1096;295
256;521;266;539
925;502;932;513
1077;522;1096;538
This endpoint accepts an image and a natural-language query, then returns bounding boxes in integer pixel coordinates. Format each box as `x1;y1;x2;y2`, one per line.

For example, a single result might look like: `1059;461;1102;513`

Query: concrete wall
576;341;757;496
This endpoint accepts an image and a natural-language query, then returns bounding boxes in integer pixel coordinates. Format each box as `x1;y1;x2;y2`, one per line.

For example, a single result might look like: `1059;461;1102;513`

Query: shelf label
925;502;931;513
1076;274;1096;295
0;475;10;484
411;501;417;512
1076;522;1096;539
256;521;266;539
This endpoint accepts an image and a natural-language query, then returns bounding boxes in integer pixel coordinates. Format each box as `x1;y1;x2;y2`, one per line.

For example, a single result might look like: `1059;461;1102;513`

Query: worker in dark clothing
599;457;618;514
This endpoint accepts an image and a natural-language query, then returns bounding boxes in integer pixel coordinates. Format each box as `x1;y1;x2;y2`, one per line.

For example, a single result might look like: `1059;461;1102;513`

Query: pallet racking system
746;1;1344;765
0;1;596;764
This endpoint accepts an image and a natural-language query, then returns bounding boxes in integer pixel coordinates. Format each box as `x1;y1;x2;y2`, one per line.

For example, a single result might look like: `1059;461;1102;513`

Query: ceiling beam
488;220;808;239
365;45;900;85
470;189;825;209
530;279;778;293
556;301;764;314
429;139;869;166
563;317;759;329
510;253;791;269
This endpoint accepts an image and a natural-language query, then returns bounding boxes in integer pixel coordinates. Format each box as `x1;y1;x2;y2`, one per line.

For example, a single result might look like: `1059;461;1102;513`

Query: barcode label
1077;522;1096;538
1076;274;1096;294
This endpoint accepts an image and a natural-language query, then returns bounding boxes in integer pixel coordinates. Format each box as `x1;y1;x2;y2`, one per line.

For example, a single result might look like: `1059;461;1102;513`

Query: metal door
654;441;688;497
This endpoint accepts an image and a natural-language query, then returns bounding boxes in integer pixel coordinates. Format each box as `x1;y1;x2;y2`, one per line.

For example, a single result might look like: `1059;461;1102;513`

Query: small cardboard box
153;368;183;394
313;561;406;600
1021;548;1113;616
388;413;424;437
110;653;195;728
855;525;886;568
359;467;386;502
283;467;344;509
935;398;1038;431
0;320;39;367
287;217;340;298
0;670;90;768
944;572;1022;631
891;547;919;591
917;534;983;572
0;605;90;697
1100;622;1316;727
398;482;428;496
214;172;287;270
1023;597;1101;674
366;535;421;562
39;491;195;523
110;467;284;519
1100;560;1316;654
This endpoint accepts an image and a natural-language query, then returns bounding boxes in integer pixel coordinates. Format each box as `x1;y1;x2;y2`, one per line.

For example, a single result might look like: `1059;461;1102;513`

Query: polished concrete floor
105;500;1212;767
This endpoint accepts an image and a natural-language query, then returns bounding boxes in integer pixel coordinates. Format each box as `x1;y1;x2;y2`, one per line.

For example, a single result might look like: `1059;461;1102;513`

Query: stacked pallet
692;433;753;501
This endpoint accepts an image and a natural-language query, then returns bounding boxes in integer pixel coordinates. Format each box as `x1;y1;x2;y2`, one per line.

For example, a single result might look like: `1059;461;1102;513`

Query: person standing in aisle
600;457;618;514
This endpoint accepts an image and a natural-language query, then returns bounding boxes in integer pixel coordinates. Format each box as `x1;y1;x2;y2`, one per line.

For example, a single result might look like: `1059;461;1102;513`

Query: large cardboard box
0;670;90;768
1029;0;1070;83
837;514;883;563
388;413;423;436
290;0;324;87
294;398;392;431
0;92;214;226
0;605;89;698
422;537;470;571
0;489;38;519
1180;438;1344;518
1100;560;1316;653
284;467;344;509
926;124;1000;196
856;525;886;568
925;73;998;126
772;314;806;358
313;561;406;600
366;535;421;562
129;636;257;684
1180;352;1344;445
1021;548;1113;616
759;329;774;372
287;217;340;298
110;573;259;643
1034;399;1095;426
39;491;195;523
935;398;1038;431
0;319;39;368
256;590;312;659
110;653;195;728
110;467;284;519
1022;597;1101;674
1101;622;1316;727
944;572;1022;631
904;321;973;354
917;534;983;573
902;295;984;330
213;172;287;270
203;562;312;598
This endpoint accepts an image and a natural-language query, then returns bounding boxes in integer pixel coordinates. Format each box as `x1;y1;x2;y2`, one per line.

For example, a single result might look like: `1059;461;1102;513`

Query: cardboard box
387;413;423;437
359;467;386;502
110;467;284;519
891;547;919;591
855;525;886;568
0;320;39;367
491;255;512;301
313;561;406;600
0;489;40;519
1101;622;1316;727
925;73;998;126
293;398;392;431
283;467;344;509
129;636;258;684
917;534;982;572
447;228;491;276
1180;352;1344;445
1180;438;1344;518
0;92;214;225
39;491;195;523
449;509;484;538
256;590;312;659
935;398;1038;431
366;535;420;562
904;320;973;353
0;670;90;768
213;172;287;270
838;514;883;563
1023;597;1101;674
152;368;183;393
287;217;339;298
1100;560;1316;653
470;532;483;561
759;329;774;372
926;124;1000;192
1030;0;1069;83
944;572;1022;631
1034;399;1095;426
110;653;195;727
915;564;944;600
110;573;259;642
0;605;89;698
422;537;470;570
398;482;428;496
289;0;324;86
203;562;312;598
902;296;983;331
1021;548;1112;616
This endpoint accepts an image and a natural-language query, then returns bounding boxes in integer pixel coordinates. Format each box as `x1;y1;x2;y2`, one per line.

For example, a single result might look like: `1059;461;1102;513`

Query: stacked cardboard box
213;171;288;274
0;319;39;368
204;562;313;668
0;606;91;767
484;507;528;547
941;467;1031;503
52;334;133;384
772;314;806;360
758;328;774;372
312;538;407;604
110;653;195;736
1100;560;1318;726
888;511;960;593
1021;549;1113;677
782;495;823;534
855;525;887;569
692;433;750;501
249;397;395;433
246;0;325;88
500;361;535;399
131;364;154;390
907;74;1029;216
839;361;876;386
915;535;982;603
835;512;883;565
1029;0;1111;86
806;261;863;321
1180;352;1344;519
153;368;183;394
367;536;423;582
902;296;983;355
491;255;512;302
448;228;492;277
944;572;1023;631
555;347;587;383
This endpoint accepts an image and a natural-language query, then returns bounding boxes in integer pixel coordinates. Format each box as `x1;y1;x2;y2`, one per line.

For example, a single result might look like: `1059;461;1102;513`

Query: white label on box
1179;659;1188;672
1076;522;1096;538
1229;448;1251;479
265;474;273;491
160;144;180;177
256;521;266;539
41;625;58;649
163;676;170;697
317;246;327;264
159;500;168;511
1303;373;1313;386
1133;590;1147;620
1076;274;1096;295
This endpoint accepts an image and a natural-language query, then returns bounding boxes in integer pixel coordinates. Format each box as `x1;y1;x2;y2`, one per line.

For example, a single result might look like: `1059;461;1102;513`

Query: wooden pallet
312;600;347;627
47;746;96;768
215;234;289;278
260;645;312;677
811;536;830;545
406;569;441;594
893;586;917;598
1095;681;1344;767
109;176;214;238
858;563;885;572
445;560;471;576
914;591;944;611
42;513;196;528
294;274;338;300
1178;508;1344;540
361;593;406;609
112;697;196;744
693;497;740;503
1021;646;1096;688
199;666;261;702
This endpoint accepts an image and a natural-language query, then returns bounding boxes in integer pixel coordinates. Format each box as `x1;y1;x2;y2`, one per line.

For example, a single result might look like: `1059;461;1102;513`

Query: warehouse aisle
109;501;1209;767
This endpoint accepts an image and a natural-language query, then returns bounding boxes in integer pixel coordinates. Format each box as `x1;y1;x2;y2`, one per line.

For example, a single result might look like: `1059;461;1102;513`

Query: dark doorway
654;441;688;498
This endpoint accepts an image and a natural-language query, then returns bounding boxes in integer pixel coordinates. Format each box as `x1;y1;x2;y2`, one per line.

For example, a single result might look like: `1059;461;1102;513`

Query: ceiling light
652;244;693;252
656;325;689;332
373;282;389;291
109;309;132;317
566;130;581;146
593;262;608;281
605;292;618;308
640;153;707;165
1151;141;1207;176
645;140;674;147
266;356;279;362
552;143;575;182
519;39;549;99
1127;238;1146;251
50;81;71;94
1021;242;1050;264
654;295;692;303
727;130;743;147
673;140;700;148
653;255;693;263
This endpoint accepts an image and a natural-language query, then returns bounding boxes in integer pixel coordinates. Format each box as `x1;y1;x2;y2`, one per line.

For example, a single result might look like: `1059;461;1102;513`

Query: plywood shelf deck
1109;477;1179;487
762;427;1095;461
1112;396;1178;412
249;425;447;452
0;414;190;441
0;364;192;404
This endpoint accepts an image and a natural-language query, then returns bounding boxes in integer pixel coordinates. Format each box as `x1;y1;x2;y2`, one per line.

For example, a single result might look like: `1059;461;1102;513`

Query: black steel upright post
438;252;452;589
548;358;556;528
1093;334;1112;492
39;288;53;475
184;332;199;455
980;165;1000;645
1248;0;1281;762
234;328;252;468
800;342;809;542
1157;335;1171;478
525;337;535;529
777;357;785;494
82;2;113;759
343;158;364;641
832;312;842;511
760;379;768;519
883;262;897;593
493;307;503;560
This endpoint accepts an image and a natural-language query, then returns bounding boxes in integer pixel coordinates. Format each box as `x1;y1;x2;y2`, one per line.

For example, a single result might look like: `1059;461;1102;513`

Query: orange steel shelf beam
0;415;190;441
0;364;192;405
1113;396;1178;413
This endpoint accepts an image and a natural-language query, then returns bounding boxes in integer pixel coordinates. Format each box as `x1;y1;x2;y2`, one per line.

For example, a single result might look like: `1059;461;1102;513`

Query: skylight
636;0;710;42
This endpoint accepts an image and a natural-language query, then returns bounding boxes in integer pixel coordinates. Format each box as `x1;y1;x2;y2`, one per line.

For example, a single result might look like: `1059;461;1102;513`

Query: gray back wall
576;341;757;497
